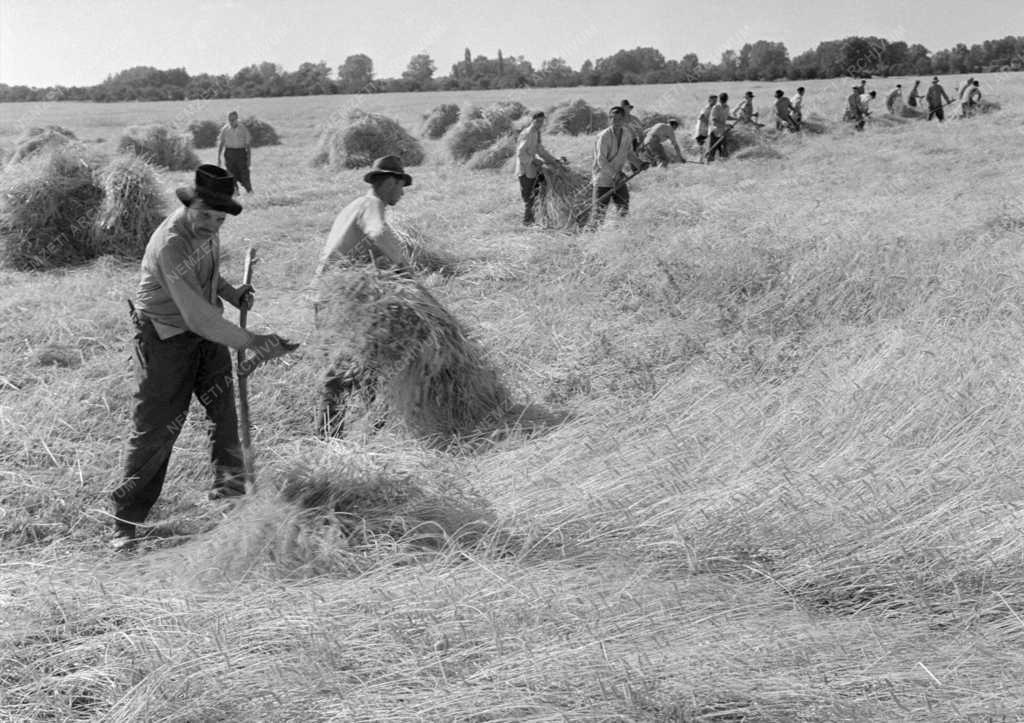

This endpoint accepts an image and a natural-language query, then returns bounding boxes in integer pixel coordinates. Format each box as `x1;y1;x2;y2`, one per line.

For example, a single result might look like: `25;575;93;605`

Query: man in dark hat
111;164;296;549
619;99;644;152
217;111;253;193
926;77;952;122
514;111;560;226
773;90;799;132
591;106;646;224
311;155;414;437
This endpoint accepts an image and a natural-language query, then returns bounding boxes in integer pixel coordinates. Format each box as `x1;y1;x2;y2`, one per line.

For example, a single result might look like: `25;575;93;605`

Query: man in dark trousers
591;106;646;223
926;77;952;122
111;165;296;549
217;111;253;193
311;155;414;437
514;111;560;226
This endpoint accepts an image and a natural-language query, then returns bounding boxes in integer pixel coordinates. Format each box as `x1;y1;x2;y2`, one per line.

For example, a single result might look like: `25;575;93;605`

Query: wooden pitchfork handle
236;245;257;488
594;167;646;206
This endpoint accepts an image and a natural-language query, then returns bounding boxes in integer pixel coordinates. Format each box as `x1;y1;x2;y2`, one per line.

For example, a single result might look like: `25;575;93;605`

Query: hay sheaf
421;103;460;139
7;126;79;164
242;116;281;147
798;113;832;134
481;100;528;133
535;162;592;230
466;134;517;170
0;147;104;269
312;111;424;170
314;267;512;441
90;154;167;259
187;119;221;149
447;118;510;163
390;219;462;276
117;124;199;171
547;99;608;135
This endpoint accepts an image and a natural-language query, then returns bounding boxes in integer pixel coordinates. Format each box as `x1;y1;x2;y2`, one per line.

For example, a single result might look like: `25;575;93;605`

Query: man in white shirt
217;111;253;193
514;111;560;226
695;94;717;157
591;106;646;223
791;87;806;125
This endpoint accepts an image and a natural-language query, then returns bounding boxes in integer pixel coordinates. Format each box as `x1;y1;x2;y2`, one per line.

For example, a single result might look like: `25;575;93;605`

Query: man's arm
216;127;225;166
158;245;254;349
361;202;412;271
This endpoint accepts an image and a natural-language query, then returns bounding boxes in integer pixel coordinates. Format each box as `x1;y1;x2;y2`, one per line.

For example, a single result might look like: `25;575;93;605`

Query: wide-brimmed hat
619;99;634;110
745;91;754;98
363;155;412;186
175;164;242;215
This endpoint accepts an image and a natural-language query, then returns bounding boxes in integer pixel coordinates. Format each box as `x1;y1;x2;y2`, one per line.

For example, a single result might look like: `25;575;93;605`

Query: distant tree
284;61;334;95
537;58;576;87
338;54;374;92
739;40;790;80
403;53;436;90
498;49;504;77
679;53;701;82
719;49;739;81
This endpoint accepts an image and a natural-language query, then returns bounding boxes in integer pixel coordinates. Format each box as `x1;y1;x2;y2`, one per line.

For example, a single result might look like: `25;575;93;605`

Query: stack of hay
314;267;511;442
798;113;832;133
390;218;461;276
187;119;221;149
547;99;608;135
312;110;424;170
0;145;166;270
466;134;517;170
420;103;460;139
447;101;530;163
6;126;78;165
118;124;199;171
534;161;593;230
242;116;280;146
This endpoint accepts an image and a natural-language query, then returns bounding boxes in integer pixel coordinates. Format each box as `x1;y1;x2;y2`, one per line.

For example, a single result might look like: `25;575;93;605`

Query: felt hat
363;155;412;186
745;91;754;98
620;99;634;110
175;164;242;215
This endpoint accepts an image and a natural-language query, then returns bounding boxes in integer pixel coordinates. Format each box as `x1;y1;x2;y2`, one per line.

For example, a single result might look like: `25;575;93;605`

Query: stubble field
3;75;1024;721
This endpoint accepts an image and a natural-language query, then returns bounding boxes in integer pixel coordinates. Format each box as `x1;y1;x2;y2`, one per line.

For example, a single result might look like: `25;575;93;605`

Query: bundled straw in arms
315;266;511;440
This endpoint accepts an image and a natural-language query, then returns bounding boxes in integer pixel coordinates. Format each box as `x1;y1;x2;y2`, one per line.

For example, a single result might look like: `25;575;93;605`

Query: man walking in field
707;93;732;162
907;80;923;109
514;111;560;226
926;77;952;122
885;84;903;114
791;87;806;125
111;165;296;549
311;155;414;437
643;119;685;167
694;94;717;159
217;111;253;194
591;106;646;223
735;91;761;127
844;86;866;131
773;90;799;132
961;80;982;117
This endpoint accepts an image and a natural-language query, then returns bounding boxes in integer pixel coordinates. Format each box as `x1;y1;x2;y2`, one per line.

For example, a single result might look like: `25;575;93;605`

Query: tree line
2;35;1021;103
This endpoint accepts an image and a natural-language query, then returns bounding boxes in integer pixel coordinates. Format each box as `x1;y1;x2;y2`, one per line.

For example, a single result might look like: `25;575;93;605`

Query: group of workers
847;76;984;129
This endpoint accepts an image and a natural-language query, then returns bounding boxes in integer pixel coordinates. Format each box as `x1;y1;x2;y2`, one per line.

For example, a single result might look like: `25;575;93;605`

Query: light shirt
514;125;549;178
710;103;731;134
696;104;714;136
218;123;251;149
313;191;409;284
643;123;677;145
792;93;804;111
735;98;756;121
135;207;252;349
591;124;637;186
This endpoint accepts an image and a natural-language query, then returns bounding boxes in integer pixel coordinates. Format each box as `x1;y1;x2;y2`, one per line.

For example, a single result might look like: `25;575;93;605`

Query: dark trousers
224;148;252;192
928;105;945;122
592;182;629;223
645;140;670;167
112;318;243;530
706;132;728;161
518;174;541;224
313;304;378;437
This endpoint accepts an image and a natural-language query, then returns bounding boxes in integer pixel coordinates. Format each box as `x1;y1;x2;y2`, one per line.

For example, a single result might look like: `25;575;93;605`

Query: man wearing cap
773;90;799;132
926;77;952;122
620;100;644;152
111;165;296;549
643;119;685;168
735;92;761;127
694;94;717;158
514;111;560;226
707;93;732;162
591;106;646;223
217;111;253;194
312;155;414;437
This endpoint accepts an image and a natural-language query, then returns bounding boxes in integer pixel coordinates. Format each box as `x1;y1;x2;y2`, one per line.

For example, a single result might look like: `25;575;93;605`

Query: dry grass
6;125;78;164
2;78;1024;721
117;123;199;171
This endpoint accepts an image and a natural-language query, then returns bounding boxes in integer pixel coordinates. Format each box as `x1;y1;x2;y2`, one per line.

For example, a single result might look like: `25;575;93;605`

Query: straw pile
466;134;517;170
535;161;592;230
312;111;425;170
390;218;461;276
446;117;505;162
118;124;199;171
799;113;832;133
90;153;166;258
242;115;280;146
976;99;1001;114
314;267;512;442
187;119;221;149
481;100;528;133
0;147;104;269
421;103;460;138
547;99;608;135
7;126;78;164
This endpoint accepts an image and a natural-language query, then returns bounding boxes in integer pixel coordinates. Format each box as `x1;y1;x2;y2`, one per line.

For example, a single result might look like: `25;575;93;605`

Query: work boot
108;521;137;551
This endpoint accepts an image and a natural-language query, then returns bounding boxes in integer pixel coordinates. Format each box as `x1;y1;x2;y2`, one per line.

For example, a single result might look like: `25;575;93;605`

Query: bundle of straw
547;99;608;135
241;115;281;146
7;126;78;165
390;219;461;276
118;124;199;171
420;103;460;139
534;162;593;230
90;153;166;258
314;267;511;442
312;110;424;170
466;134;517;170
187;119;221;149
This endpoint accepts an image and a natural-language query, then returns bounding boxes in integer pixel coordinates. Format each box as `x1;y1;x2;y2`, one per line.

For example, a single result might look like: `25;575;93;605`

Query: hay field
2;74;1024;721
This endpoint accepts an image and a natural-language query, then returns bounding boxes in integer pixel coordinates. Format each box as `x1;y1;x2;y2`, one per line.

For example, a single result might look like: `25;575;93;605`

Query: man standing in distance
217;111;253;193
707;93;732;162
591;106;645;223
791;87;806;125
694;94;717;160
514;111;560;226
311;156;414;437
926;77;952;122
111;165;296;549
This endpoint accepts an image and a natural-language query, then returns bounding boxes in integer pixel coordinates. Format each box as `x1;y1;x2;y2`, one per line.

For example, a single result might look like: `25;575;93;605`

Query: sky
0;0;1021;87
